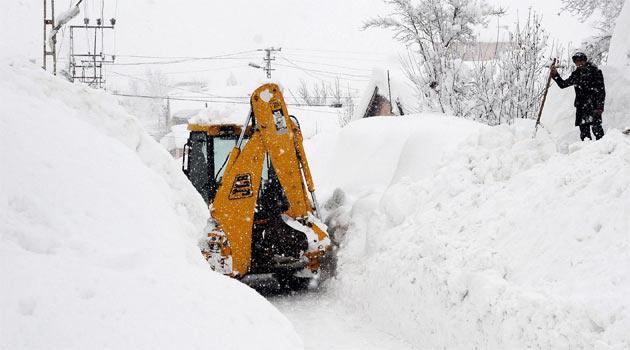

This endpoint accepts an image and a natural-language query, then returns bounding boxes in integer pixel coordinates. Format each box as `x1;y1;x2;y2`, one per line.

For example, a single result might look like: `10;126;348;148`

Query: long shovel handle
534;58;557;138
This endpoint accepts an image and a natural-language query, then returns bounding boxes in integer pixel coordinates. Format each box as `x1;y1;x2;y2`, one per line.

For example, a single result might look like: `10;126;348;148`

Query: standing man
551;52;606;140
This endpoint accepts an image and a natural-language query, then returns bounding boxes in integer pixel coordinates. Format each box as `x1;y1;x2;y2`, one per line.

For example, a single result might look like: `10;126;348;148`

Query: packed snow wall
310;115;630;349
0;62;302;350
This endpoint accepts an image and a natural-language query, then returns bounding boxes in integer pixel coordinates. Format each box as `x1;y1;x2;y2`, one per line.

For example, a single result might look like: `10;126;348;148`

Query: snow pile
306;115;483;198
0;62;302;350
160;124;191;153
319;116;630;348
188;103;251;125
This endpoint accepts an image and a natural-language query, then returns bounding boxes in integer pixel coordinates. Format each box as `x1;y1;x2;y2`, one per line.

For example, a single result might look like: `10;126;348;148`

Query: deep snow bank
0;62;301;350
305;115;484;199
318;116;630;349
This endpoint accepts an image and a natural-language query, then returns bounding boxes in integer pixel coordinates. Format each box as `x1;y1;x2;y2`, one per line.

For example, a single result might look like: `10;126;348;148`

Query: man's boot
592;121;605;140
579;124;592;141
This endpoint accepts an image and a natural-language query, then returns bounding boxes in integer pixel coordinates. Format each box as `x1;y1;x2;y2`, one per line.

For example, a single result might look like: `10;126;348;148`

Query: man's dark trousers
576;107;605;141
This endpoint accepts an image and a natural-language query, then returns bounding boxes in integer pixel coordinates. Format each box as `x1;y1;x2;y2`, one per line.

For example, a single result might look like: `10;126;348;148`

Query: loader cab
182;124;252;205
183;122;290;219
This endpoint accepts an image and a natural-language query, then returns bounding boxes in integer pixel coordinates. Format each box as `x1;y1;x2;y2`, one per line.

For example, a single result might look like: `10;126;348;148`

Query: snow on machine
182;83;332;289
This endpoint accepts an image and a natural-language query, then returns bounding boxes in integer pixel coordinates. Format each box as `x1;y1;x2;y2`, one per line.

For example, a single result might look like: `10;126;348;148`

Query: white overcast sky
2;0;597;93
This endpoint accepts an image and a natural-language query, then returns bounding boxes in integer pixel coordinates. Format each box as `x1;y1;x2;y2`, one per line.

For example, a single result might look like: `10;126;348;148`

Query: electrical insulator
96;18;102;26
83;18;89;25
110;18;116;26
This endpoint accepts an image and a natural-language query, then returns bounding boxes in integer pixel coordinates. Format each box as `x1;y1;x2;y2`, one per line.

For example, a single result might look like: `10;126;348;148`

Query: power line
160;65;249;75
108;71;361;106
112;92;342;112
284;47;392;56
107;50;259;66
276;63;371;79
278;56;371;81
113;92;248;104
108;71;243;102
115;49;257;60
106;56;258;66
279;57;374;72
281;51;393;63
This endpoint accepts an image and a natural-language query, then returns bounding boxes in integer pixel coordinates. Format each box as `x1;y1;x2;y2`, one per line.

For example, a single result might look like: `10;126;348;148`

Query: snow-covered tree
297;79;341;106
561;0;625;63
297;79;314;106
118;69;170;138
365;0;503;115
339;84;355;127
494;11;548;123
467;11;548;125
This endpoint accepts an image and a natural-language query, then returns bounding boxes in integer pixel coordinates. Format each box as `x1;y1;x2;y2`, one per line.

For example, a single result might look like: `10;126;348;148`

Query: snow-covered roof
171;108;203;121
352;69;418;121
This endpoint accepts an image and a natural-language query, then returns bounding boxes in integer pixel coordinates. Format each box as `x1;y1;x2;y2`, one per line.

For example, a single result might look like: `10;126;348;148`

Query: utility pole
250;47;281;79
165;96;171;133
69;16;116;88
43;0;57;75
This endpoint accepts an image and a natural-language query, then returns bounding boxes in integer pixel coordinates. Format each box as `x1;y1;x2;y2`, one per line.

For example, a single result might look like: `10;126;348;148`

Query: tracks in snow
270;290;419;350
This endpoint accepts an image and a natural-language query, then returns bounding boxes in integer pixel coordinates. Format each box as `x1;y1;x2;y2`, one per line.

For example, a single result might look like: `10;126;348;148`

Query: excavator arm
202;83;331;280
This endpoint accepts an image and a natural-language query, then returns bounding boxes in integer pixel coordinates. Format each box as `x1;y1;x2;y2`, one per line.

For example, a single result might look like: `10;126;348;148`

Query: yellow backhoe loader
182;83;332;289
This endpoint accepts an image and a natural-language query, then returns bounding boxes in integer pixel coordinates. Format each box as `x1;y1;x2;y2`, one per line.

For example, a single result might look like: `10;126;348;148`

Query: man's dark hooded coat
552;62;606;127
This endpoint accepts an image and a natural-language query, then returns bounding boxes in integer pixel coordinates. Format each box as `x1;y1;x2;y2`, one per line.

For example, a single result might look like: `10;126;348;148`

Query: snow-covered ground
0;62;302;350
272;290;418;350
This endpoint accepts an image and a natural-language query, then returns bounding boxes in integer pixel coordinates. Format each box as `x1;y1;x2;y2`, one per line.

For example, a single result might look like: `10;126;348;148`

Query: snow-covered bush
469;11;548;125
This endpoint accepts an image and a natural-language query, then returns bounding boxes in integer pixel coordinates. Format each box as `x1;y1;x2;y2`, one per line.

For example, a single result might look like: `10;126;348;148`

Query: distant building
169;109;202;127
362;86;395;119
456;41;512;61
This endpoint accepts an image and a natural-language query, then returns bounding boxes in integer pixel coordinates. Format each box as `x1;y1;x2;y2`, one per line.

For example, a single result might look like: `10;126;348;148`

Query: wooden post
533;58;557;138
387;70;393;114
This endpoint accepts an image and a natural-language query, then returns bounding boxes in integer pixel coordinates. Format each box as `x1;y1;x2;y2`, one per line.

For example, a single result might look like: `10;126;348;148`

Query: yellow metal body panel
211;133;265;276
250;84;312;218
193;83;328;277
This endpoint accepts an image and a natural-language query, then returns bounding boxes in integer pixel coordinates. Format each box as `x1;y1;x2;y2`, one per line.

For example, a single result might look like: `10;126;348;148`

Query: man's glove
593;109;603;119
550;66;559;77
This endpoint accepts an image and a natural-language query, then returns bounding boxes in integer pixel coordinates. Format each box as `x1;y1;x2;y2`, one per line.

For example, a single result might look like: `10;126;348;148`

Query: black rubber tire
275;273;311;292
